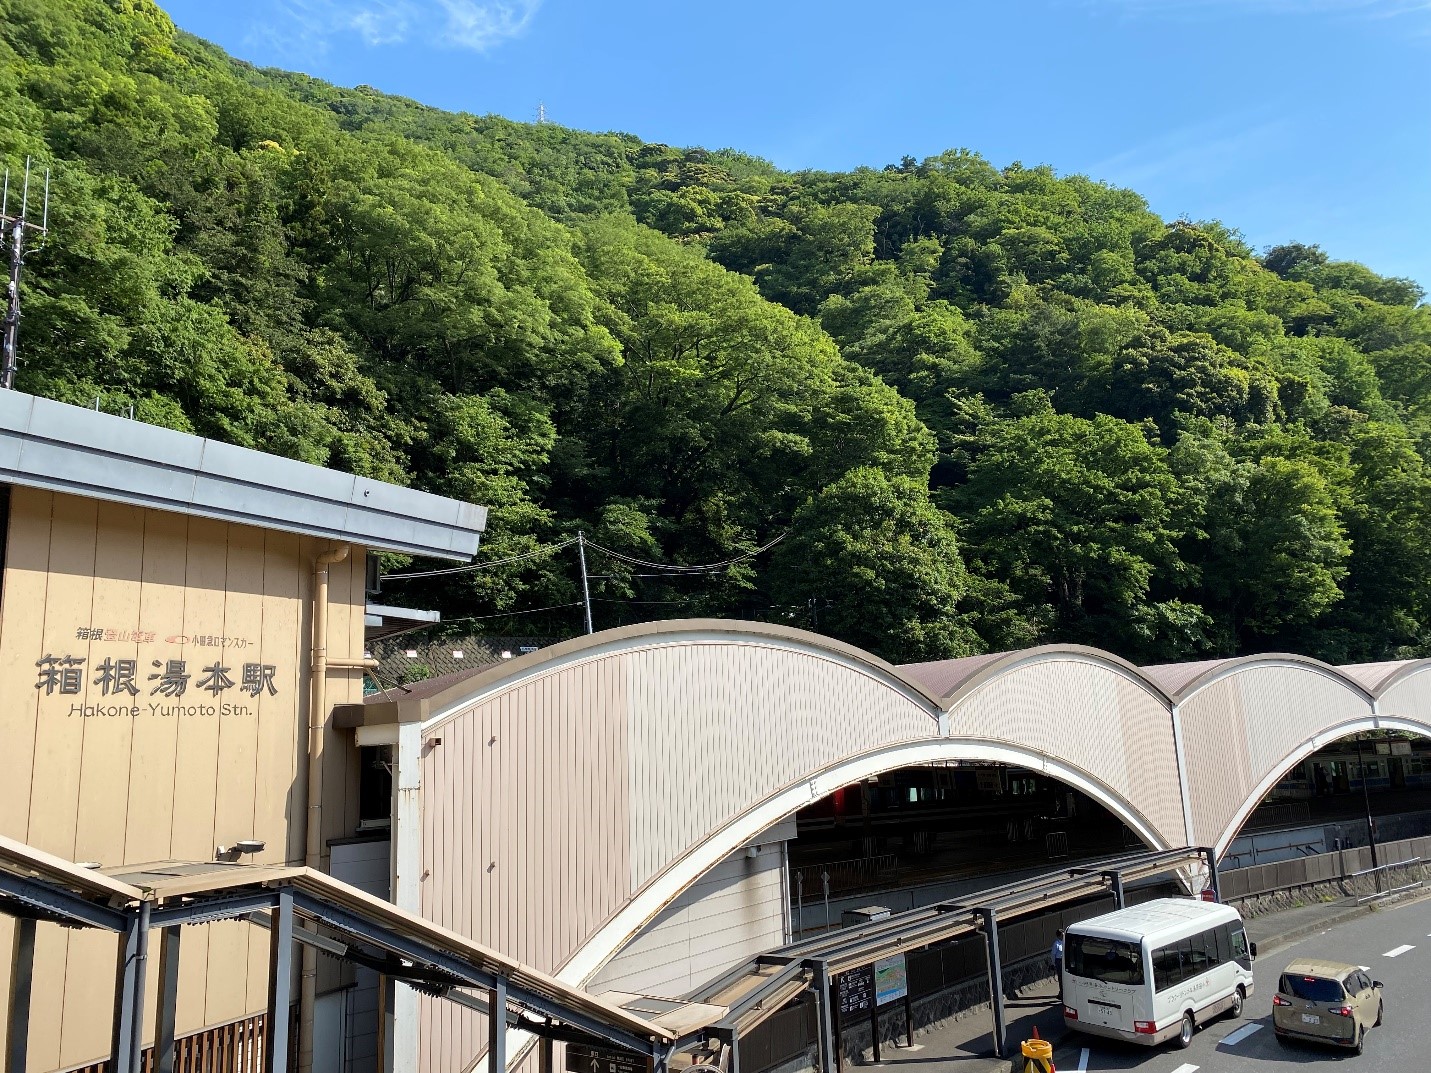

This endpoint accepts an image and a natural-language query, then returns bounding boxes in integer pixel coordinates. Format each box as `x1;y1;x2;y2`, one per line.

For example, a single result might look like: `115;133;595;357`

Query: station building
0;389;485;1072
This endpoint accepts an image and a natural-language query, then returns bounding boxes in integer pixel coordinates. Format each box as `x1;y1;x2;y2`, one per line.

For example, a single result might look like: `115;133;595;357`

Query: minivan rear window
1067;935;1145;985
1279;974;1344;1003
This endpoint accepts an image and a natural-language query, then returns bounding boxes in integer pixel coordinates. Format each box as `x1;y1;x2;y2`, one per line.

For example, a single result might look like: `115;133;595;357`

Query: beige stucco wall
0;486;368;1071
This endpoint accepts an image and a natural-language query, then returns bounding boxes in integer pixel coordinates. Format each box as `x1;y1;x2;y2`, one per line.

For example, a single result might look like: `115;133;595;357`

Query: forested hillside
5;0;1431;666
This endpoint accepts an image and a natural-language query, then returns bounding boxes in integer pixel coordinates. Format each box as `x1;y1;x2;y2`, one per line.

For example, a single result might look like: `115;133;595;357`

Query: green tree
770;468;977;663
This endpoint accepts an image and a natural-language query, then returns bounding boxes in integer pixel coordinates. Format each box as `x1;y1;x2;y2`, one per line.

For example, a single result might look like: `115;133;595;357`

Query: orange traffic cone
1021;1024;1054;1072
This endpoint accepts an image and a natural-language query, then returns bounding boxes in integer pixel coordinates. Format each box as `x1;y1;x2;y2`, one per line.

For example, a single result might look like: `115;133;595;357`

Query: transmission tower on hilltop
1;157;50;391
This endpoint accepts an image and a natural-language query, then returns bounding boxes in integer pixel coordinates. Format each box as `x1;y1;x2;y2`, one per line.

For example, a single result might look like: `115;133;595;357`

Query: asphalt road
1054;895;1431;1071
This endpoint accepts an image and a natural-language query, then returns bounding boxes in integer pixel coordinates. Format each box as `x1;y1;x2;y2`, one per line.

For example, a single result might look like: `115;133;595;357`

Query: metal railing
1350;857;1423;903
792;855;900;897
1219;835;1431;901
1242;801;1313;831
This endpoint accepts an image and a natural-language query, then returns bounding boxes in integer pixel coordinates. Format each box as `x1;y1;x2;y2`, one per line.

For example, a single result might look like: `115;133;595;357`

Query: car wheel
1375;999;1383;1028
1353;1027;1364;1056
1177;1012;1194;1049
1229;986;1245;1019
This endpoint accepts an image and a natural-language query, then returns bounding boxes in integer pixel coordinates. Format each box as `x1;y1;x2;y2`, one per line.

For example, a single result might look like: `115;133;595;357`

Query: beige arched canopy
342;621;1431;1071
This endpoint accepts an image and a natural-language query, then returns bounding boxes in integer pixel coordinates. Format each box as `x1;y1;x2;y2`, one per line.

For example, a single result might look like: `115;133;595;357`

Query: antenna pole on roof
1;156;52;391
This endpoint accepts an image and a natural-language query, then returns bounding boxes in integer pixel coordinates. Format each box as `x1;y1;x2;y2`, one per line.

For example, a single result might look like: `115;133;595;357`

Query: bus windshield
1066;935;1145;985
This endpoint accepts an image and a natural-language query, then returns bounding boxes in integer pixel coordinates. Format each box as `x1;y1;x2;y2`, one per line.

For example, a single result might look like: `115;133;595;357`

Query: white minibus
1062;898;1256;1048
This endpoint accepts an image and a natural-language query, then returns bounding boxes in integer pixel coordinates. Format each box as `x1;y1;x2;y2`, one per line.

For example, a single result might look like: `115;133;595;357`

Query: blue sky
159;0;1430;293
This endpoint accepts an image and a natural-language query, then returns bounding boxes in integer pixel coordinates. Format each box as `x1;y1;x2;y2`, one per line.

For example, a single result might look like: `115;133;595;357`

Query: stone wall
1231;861;1430;920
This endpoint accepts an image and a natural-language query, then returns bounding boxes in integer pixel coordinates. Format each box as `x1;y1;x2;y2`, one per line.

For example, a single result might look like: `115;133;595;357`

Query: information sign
837;964;875;1015
564;1044;650;1073
874;953;908;1005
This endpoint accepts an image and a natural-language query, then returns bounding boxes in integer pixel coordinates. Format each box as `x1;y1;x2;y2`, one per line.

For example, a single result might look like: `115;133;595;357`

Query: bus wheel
1230;986;1244;1019
1177;1013;1194;1048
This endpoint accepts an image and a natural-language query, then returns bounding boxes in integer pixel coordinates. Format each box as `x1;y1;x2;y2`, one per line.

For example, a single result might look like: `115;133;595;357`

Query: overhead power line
583;531;788;574
381;538;578;581
379;529;789;639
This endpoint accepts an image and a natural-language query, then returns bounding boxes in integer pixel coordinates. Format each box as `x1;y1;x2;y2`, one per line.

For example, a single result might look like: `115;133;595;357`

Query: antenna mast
536;101;547;124
1;156;51;391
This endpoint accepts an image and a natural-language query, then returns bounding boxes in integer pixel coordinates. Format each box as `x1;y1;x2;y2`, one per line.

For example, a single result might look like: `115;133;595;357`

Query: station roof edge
337;626;1431;729
0;390;486;560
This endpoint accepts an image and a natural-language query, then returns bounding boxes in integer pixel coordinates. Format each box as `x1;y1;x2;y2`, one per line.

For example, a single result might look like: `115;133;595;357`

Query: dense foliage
5;0;1431;666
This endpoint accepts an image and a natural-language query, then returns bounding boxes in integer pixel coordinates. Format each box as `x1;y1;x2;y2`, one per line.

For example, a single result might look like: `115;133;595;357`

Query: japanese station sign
34;623;286;718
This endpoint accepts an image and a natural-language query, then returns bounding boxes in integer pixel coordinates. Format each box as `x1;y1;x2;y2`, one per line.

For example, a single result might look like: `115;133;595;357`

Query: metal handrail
1348;856;1420;879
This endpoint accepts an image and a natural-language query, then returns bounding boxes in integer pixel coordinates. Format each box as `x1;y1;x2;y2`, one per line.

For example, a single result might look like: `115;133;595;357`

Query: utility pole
1353;732;1380;877
2;158;51;391
576;531;594;635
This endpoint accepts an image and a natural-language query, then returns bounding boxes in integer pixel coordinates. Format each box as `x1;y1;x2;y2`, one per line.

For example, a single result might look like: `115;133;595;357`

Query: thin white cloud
1082;0;1431;15
437;0;541;51
1085;113;1289;190
252;0;540;57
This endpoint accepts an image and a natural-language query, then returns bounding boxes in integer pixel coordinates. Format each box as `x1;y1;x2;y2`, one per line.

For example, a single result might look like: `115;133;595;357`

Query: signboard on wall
837;964;875;1015
33;623;287;718
874;954;908;1005
976;769;1003;795
564;1044;651;1073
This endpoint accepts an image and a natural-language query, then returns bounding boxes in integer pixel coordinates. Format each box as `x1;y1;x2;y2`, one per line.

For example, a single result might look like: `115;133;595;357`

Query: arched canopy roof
1340;658;1431;696
341;621;1425;730
903;644;1166;706
346;617;1431;1073
1142;653;1375;704
342;618;944;729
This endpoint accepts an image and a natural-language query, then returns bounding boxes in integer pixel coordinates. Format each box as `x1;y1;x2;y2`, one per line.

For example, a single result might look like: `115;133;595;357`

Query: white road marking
1220;1022;1264;1047
1169;1064;1199;1073
1384;944;1415;957
1358;965;1371;971
1075;1048;1089;1071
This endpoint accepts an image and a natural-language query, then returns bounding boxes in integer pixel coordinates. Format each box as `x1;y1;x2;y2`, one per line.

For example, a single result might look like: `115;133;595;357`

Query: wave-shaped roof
349;618;1431;719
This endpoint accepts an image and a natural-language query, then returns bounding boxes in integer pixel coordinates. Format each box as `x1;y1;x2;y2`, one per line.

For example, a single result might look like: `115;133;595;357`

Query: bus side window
1207;926;1223;966
1152;945;1181;991
1214;923;1232;965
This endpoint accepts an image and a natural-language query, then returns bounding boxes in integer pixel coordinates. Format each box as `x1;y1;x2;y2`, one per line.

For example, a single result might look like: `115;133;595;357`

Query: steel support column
979;908;1006;1059
110;902;150;1073
153;927;182;1073
1107;871;1126;909
538;1035;553;1073
1205;847;1222;903
488;979;508;1073
6;918;36;1073
266;889;296;1073
813;961;835;1073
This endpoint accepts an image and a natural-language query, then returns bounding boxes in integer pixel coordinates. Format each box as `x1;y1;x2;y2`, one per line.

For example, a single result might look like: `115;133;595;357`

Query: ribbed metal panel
1179;677;1255;847
1379;665;1431;722
587;847;787;998
948;658;1183;846
1181;666;1368;845
626;643;933;890
419;654;632;1072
